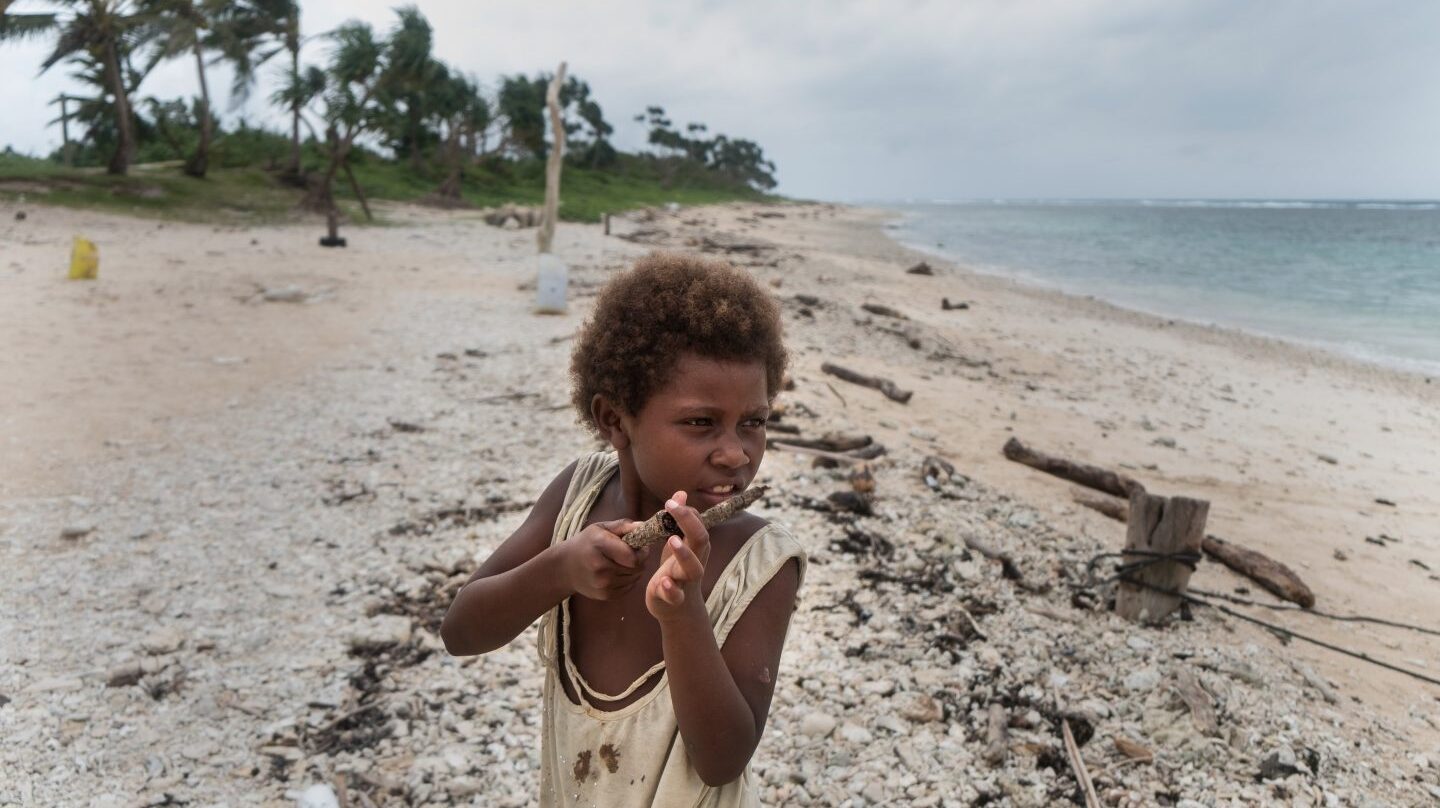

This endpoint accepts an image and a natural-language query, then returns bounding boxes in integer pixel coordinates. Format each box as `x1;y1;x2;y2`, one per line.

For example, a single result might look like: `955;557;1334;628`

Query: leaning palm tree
137;0;223;177
211;0;302;176
1;0;147;174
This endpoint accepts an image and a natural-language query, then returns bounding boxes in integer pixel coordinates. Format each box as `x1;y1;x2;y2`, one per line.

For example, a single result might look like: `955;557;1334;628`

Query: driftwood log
622;486;767;550
1114;489;1209;624
536;61;566;255
821;362;913;404
1202;535;1315;608
1002;437;1142;499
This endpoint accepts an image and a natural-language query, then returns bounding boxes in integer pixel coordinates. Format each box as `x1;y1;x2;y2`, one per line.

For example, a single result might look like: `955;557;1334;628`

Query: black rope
1077;551;1440;690
1184;586;1440;639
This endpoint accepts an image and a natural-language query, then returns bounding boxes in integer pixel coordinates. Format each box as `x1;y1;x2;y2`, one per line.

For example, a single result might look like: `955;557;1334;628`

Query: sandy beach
2;199;1438;806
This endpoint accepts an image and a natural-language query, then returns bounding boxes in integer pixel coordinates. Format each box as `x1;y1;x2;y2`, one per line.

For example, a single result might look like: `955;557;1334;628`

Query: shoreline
878;203;1440;384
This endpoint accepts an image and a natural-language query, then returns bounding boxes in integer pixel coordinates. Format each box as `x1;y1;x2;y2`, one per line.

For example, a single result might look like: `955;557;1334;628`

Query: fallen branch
1002;437;1142;499
768;432;872;452
1071;487;1127;521
821;362;913;404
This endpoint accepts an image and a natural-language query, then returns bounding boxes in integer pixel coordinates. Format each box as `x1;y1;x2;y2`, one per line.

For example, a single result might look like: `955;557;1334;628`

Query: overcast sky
3;0;1438;201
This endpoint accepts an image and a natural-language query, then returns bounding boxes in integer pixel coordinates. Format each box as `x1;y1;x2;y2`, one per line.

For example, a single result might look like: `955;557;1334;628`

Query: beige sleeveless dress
535;452;807;808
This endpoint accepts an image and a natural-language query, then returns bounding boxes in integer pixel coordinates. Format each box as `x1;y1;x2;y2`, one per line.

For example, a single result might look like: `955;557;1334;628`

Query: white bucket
535;253;568;314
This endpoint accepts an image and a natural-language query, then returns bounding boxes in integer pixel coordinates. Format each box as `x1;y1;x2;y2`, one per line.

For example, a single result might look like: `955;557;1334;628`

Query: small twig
825;381;847;408
1062;718;1102;808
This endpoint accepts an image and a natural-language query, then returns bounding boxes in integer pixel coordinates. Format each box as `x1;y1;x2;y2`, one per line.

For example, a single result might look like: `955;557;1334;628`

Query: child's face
623;352;770;512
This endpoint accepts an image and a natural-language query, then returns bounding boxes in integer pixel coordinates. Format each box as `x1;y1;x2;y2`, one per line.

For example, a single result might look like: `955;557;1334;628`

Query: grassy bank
0;150;775;225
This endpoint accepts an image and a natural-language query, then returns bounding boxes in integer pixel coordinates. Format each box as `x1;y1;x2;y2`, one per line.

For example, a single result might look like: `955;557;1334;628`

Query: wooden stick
821;362;913;404
767;441;871;466
1071;487;1128;521
1062;718;1102;808
623;486;768;549
1001;437;1144;499
1202;534;1315;608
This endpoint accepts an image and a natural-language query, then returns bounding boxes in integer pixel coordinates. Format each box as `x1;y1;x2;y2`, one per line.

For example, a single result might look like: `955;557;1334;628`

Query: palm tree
1;0;147;174
376;5;436;170
212;0;302;176
137;0;223;177
302;20;387;239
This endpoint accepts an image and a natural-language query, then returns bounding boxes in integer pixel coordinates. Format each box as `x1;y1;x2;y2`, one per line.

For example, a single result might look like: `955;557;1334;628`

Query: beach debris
69;235;99;280
622;485;768;550
769;431;871;452
1111;735;1154;762
1317;453;1338;465
1373;497;1397;507
963;534;1025;584
905;261;933;275
386;418;425;433
1002;437;1143;499
59;524;95;540
1257;746;1303;780
1202;535;1315;608
1171;668;1219;736
1288;660;1339;704
699;235;767;254
821;362;913;404
982;703;1009;766
262;286;308;303
1071;487;1127;521
14;211;25;221
387;499;532;536
921;455;955;489
941;297;969;310
847;463;875;494
1061;716;1101;808
1333;549;1348;561
1411;558;1432;571
860;302;908;319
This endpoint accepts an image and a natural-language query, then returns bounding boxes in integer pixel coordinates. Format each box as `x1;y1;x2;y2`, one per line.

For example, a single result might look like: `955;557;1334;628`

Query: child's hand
646;492;711;623
560;519;650;601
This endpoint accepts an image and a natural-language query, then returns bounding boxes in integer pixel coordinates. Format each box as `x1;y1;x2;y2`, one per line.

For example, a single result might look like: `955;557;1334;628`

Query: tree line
0;1;778;205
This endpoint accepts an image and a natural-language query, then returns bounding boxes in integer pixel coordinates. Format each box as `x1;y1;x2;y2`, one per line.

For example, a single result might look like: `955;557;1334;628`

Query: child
441;252;807;807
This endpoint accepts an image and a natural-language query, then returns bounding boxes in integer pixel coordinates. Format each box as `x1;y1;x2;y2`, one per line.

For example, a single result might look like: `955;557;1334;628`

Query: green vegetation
0;147;770;224
0;3;778;224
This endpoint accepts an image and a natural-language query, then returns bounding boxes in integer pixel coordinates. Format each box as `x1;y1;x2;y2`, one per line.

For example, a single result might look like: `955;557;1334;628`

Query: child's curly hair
570;252;787;434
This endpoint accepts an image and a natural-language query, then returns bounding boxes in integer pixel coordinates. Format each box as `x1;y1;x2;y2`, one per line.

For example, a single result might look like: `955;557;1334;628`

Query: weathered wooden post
1114;490;1208;623
535;61;567;256
534;62;569;314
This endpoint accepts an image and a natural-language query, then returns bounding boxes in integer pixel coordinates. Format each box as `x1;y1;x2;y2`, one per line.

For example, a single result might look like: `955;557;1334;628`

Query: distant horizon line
848;197;1440;208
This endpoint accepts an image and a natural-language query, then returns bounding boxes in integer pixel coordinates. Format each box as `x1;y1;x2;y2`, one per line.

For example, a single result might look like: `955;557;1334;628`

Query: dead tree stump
1115;490;1209;623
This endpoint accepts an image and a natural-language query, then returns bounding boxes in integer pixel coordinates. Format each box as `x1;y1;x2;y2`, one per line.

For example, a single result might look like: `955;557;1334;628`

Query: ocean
884;200;1440;376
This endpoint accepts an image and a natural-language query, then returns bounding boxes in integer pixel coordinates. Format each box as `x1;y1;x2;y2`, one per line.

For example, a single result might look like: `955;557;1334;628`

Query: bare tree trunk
286;18;301;177
536;61;566;254
103;39;136;176
185;41;211;178
437;125;463;201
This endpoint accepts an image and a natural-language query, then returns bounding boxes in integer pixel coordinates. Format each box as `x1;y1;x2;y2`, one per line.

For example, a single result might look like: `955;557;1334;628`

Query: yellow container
69;236;98;280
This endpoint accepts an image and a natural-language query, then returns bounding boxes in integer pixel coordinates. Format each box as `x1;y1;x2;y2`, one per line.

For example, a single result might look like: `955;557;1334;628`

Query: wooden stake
536;61;567;255
1114;490;1208;623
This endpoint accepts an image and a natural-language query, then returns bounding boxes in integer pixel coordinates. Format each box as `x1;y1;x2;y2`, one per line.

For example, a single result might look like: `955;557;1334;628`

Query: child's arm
647;499;802;787
441;462;649;657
